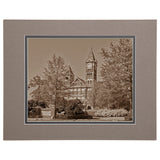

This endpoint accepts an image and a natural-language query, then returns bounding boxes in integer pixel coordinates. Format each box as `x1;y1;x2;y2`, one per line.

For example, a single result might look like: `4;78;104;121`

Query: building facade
65;49;97;107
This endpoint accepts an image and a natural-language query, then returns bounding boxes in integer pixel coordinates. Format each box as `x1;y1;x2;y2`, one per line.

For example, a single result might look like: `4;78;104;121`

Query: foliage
43;54;70;117
125;110;133;121
28;75;41;88
28;99;38;108
28;107;42;118
38;100;48;108
43;54;68;93
28;76;50;104
65;99;92;119
98;39;133;110
94;108;128;117
28;54;70;118
55;97;68;113
28;99;48;108
88;81;108;109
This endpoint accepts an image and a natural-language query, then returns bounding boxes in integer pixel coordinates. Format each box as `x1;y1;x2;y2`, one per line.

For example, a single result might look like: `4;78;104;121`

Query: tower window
88;80;92;85
87;72;92;75
87;72;92;79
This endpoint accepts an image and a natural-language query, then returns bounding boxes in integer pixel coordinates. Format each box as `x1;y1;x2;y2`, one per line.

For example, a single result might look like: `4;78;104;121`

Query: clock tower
86;49;97;87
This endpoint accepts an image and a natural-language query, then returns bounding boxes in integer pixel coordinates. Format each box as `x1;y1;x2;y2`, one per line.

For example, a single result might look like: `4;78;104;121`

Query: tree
43;54;69;118
28;75;50;104
94;82;109;109
87;82;106;109
28;75;43;101
28;54;70;118
100;39;133;110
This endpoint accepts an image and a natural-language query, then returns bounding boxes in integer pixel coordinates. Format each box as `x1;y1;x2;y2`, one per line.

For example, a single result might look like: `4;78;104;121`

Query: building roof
68;64;74;75
71;76;86;87
86;48;96;62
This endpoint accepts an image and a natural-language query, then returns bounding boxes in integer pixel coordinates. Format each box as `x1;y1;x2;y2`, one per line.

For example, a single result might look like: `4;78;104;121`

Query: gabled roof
66;64;74;75
68;65;74;75
71;76;86;86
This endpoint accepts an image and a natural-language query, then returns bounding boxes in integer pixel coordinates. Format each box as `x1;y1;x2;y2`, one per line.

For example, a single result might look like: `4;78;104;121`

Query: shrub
38;101;48;108
65;99;92;119
56;106;65;113
28;99;48;108
28;107;42;118
28;99;38;108
55;98;68;113
94;108;128;117
125;110;133;121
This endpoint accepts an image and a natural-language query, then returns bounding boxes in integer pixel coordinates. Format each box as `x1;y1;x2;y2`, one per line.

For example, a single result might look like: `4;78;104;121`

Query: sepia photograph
26;36;135;123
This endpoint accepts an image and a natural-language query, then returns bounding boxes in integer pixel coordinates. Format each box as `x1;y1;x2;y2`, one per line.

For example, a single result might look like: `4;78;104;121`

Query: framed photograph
4;20;156;140
26;35;135;124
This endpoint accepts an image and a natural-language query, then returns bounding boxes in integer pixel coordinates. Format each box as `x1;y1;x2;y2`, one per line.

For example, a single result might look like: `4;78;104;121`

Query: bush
28;107;42;118
28;100;48;108
125;110;132;121
94;108;128;117
55;98;68;113
56;106;65;113
65;99;92;119
28;100;38;108
38;101;48;108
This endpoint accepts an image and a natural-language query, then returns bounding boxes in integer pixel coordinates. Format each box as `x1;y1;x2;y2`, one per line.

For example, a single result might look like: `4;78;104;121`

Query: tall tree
87;81;109;109
100;39;133;110
43;54;69;118
28;75;50;103
28;54;70;118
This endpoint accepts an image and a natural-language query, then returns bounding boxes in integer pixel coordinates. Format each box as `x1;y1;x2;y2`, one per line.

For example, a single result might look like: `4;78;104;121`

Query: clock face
87;63;92;69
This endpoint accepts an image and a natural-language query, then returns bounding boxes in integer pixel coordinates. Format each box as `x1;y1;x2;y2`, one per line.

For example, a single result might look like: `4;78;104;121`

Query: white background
0;0;159;160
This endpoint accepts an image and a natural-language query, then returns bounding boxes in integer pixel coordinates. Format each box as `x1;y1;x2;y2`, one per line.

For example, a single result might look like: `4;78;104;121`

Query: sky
28;38;120;81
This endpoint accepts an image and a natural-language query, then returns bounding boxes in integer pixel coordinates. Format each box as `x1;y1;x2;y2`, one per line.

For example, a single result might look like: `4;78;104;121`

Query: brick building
65;49;97;107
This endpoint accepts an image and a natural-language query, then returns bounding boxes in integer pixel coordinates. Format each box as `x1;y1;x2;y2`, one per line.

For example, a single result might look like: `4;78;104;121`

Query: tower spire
86;48;96;62
85;48;97;85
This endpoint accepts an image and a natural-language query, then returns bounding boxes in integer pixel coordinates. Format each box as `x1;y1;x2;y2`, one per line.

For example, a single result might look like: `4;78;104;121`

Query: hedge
28;107;42;118
94;108;128;117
